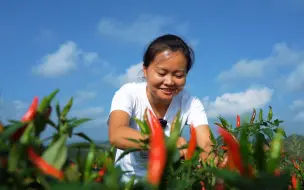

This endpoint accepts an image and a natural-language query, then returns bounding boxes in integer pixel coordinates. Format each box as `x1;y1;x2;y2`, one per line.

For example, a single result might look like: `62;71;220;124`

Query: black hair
143;34;195;73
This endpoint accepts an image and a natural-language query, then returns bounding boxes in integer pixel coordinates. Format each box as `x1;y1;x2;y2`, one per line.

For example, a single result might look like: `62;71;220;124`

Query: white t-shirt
108;82;208;182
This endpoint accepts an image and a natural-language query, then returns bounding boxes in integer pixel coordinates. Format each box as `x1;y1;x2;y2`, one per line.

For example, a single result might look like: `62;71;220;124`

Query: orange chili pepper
292;160;300;170
146;109;167;186
236;115;240;127
11;96;39;142
27;147;64;180
220;146;228;151
185;125;197;160
218;127;244;174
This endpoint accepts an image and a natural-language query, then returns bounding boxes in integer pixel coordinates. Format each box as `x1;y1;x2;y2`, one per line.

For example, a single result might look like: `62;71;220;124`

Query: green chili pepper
267;128;283;173
84;143;96;182
267;106;273;121
259;109;263;122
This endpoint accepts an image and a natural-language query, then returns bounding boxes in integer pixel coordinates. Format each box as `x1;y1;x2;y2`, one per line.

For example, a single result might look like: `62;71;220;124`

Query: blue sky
0;0;303;142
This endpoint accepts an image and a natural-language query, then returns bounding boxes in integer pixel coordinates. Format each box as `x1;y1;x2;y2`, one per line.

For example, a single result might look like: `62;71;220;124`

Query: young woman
107;34;225;182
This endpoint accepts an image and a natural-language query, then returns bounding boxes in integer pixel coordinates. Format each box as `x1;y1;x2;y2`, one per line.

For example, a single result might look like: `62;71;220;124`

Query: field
0;89;303;190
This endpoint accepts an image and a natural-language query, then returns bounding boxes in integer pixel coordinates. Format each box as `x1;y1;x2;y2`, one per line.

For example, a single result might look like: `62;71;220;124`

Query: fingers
218;153;228;168
176;137;188;157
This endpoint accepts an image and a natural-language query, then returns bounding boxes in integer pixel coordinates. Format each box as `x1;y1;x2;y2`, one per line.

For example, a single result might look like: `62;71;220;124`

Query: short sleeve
109;84;134;117
186;97;209;127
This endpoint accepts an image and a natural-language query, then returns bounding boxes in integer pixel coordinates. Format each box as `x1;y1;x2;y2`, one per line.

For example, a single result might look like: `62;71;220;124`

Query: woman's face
143;50;188;103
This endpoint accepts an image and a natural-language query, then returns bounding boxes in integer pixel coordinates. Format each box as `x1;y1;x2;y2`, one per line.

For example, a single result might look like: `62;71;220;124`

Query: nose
163;75;174;85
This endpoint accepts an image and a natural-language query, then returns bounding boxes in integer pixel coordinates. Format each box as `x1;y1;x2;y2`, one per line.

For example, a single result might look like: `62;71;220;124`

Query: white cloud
284;62;304;91
83;52;99;66
289;99;304;110
289;99;304;122
71;106;106;129
294;112;304;122
74;90;97;105
97;14;195;45
202;87;274;118
217;43;304;82
32;41;100;77
103;62;144;87
0;99;29;122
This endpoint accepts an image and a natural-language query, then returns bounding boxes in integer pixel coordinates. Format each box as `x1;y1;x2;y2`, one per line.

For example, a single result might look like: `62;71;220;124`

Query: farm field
0;90;303;190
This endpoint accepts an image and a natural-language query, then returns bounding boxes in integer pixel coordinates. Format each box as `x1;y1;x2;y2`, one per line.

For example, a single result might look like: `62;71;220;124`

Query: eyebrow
155;67;186;72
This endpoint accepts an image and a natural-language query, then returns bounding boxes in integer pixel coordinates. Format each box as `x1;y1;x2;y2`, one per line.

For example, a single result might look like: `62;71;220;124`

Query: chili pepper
250;108;256;124
22;96;39;122
11;96;39;142
274;168;280;176
95;167;106;182
220;146;228;151
27;147;64;180
218;127;244;174
267;106;273;121
291;174;297;189
259;109;263;122
185;125;197;160
146;109;167;186
170;110;181;135
292;160;300;170
236;115;240;127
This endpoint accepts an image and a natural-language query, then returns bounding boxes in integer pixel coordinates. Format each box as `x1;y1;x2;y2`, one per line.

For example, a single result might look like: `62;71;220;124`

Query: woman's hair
143;34;195;73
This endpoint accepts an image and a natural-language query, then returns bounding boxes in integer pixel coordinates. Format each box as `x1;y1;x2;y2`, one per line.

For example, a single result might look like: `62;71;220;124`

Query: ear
143;64;147;78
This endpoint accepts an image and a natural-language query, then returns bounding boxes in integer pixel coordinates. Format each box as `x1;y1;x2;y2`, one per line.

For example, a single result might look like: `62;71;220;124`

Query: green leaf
8;143;22;172
73;132;94;143
262;128;274;140
115;148;141;163
42;134;68;170
61;97;74;118
67;118;92;130
0;122;25;141
253;132;266;171
38;89;59;113
133;117;149;134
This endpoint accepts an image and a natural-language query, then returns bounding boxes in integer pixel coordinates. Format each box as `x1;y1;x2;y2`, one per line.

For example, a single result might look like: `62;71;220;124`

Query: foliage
0;89;302;190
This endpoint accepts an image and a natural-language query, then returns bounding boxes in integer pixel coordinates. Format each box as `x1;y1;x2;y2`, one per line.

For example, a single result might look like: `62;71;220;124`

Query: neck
146;87;171;118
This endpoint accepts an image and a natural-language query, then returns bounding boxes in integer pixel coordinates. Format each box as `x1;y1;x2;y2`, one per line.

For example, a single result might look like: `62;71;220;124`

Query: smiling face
143;50;188;104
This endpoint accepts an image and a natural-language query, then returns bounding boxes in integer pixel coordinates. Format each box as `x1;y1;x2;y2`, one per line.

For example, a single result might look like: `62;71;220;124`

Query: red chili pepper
236;115;240;127
11;97;39;142
22;96;39;122
27;147;64;180
146;109;167;186
95;167;106;182
185;125;197;160
218;127;244;174
291;174;297;189
274;168;280;176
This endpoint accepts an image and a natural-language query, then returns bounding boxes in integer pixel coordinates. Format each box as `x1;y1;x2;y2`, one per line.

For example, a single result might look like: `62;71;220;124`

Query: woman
108;34;225;183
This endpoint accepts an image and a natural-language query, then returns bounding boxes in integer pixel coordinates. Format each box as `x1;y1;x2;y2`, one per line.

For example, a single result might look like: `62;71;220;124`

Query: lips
160;88;176;95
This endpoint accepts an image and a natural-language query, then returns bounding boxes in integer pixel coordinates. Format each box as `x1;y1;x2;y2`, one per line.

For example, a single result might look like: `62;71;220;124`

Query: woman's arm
195;124;214;153
108;110;148;150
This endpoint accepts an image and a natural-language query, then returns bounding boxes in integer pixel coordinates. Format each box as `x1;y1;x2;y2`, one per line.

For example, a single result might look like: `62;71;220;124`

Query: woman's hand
199;151;228;168
176;137;188;158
